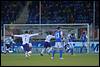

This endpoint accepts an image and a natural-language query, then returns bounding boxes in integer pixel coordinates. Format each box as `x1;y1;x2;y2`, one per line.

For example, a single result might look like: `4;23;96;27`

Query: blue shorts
44;42;51;48
23;43;31;52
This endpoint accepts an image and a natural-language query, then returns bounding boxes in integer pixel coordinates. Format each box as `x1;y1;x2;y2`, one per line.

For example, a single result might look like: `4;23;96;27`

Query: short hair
11;36;14;38
57;27;61;30
25;31;28;33
49;31;52;35
46;31;52;35
71;33;74;36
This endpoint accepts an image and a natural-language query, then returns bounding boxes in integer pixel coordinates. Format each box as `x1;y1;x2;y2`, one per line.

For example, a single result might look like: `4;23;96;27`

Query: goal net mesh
3;24;90;53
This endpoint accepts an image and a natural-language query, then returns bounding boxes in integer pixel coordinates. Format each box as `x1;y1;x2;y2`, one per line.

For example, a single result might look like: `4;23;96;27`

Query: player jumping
12;31;41;58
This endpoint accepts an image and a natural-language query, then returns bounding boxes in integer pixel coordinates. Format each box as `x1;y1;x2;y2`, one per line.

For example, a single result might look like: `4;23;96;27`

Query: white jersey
14;33;39;44
45;35;55;42
67;34;74;48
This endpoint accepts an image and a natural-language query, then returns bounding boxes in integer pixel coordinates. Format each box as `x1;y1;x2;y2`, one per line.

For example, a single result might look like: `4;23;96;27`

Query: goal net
3;24;90;53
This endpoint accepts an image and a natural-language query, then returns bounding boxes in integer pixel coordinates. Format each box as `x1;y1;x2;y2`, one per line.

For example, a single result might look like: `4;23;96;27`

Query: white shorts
54;42;63;48
29;43;32;47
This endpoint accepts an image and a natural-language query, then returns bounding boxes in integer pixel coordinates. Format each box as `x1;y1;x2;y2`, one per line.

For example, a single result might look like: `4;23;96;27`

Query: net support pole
3;24;6;53
39;1;42;40
39;1;41;25
93;1;95;43
87;24;90;53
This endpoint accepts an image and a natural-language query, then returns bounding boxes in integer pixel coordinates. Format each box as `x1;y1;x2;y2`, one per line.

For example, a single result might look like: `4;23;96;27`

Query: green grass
1;53;99;66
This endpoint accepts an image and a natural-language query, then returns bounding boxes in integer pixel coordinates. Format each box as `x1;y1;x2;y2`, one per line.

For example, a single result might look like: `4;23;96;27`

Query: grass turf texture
1;53;99;66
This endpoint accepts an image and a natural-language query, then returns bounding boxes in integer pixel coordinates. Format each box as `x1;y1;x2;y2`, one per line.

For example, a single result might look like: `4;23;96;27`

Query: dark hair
71;33;74;36
57;27;61;30
46;31;52;35
25;31;28;33
49;31;52;35
11;36;14;38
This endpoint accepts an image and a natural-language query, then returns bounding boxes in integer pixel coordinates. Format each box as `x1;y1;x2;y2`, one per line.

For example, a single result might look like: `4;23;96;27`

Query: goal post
3;23;90;53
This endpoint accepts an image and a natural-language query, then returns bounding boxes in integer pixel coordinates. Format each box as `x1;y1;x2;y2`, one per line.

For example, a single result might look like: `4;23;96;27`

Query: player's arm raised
10;33;22;37
51;35;55;38
13;34;22;37
29;32;42;37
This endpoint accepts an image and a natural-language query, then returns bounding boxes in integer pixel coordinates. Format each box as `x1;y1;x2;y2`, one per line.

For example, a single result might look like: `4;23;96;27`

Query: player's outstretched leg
25;51;28;57
47;47;52;55
23;44;30;58
40;48;45;56
51;47;55;60
27;46;32;57
28;43;32;56
59;48;64;60
66;49;70;53
28;51;32;56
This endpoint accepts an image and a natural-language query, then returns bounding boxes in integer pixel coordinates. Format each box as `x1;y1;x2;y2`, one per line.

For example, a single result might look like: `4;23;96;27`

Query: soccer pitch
1;53;99;66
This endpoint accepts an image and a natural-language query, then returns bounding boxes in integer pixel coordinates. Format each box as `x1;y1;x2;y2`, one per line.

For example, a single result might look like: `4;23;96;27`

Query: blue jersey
68;35;76;42
81;34;87;42
55;31;62;42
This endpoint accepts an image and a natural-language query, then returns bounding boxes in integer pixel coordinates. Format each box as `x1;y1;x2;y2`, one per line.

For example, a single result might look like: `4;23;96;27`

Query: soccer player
41;32;55;56
80;31;87;53
4;35;15;54
51;27;64;60
65;33;76;55
40;31;55;56
13;31;41;57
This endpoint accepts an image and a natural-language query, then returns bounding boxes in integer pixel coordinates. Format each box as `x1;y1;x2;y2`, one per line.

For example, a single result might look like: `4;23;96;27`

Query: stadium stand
1;1;99;26
1;1;99;54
